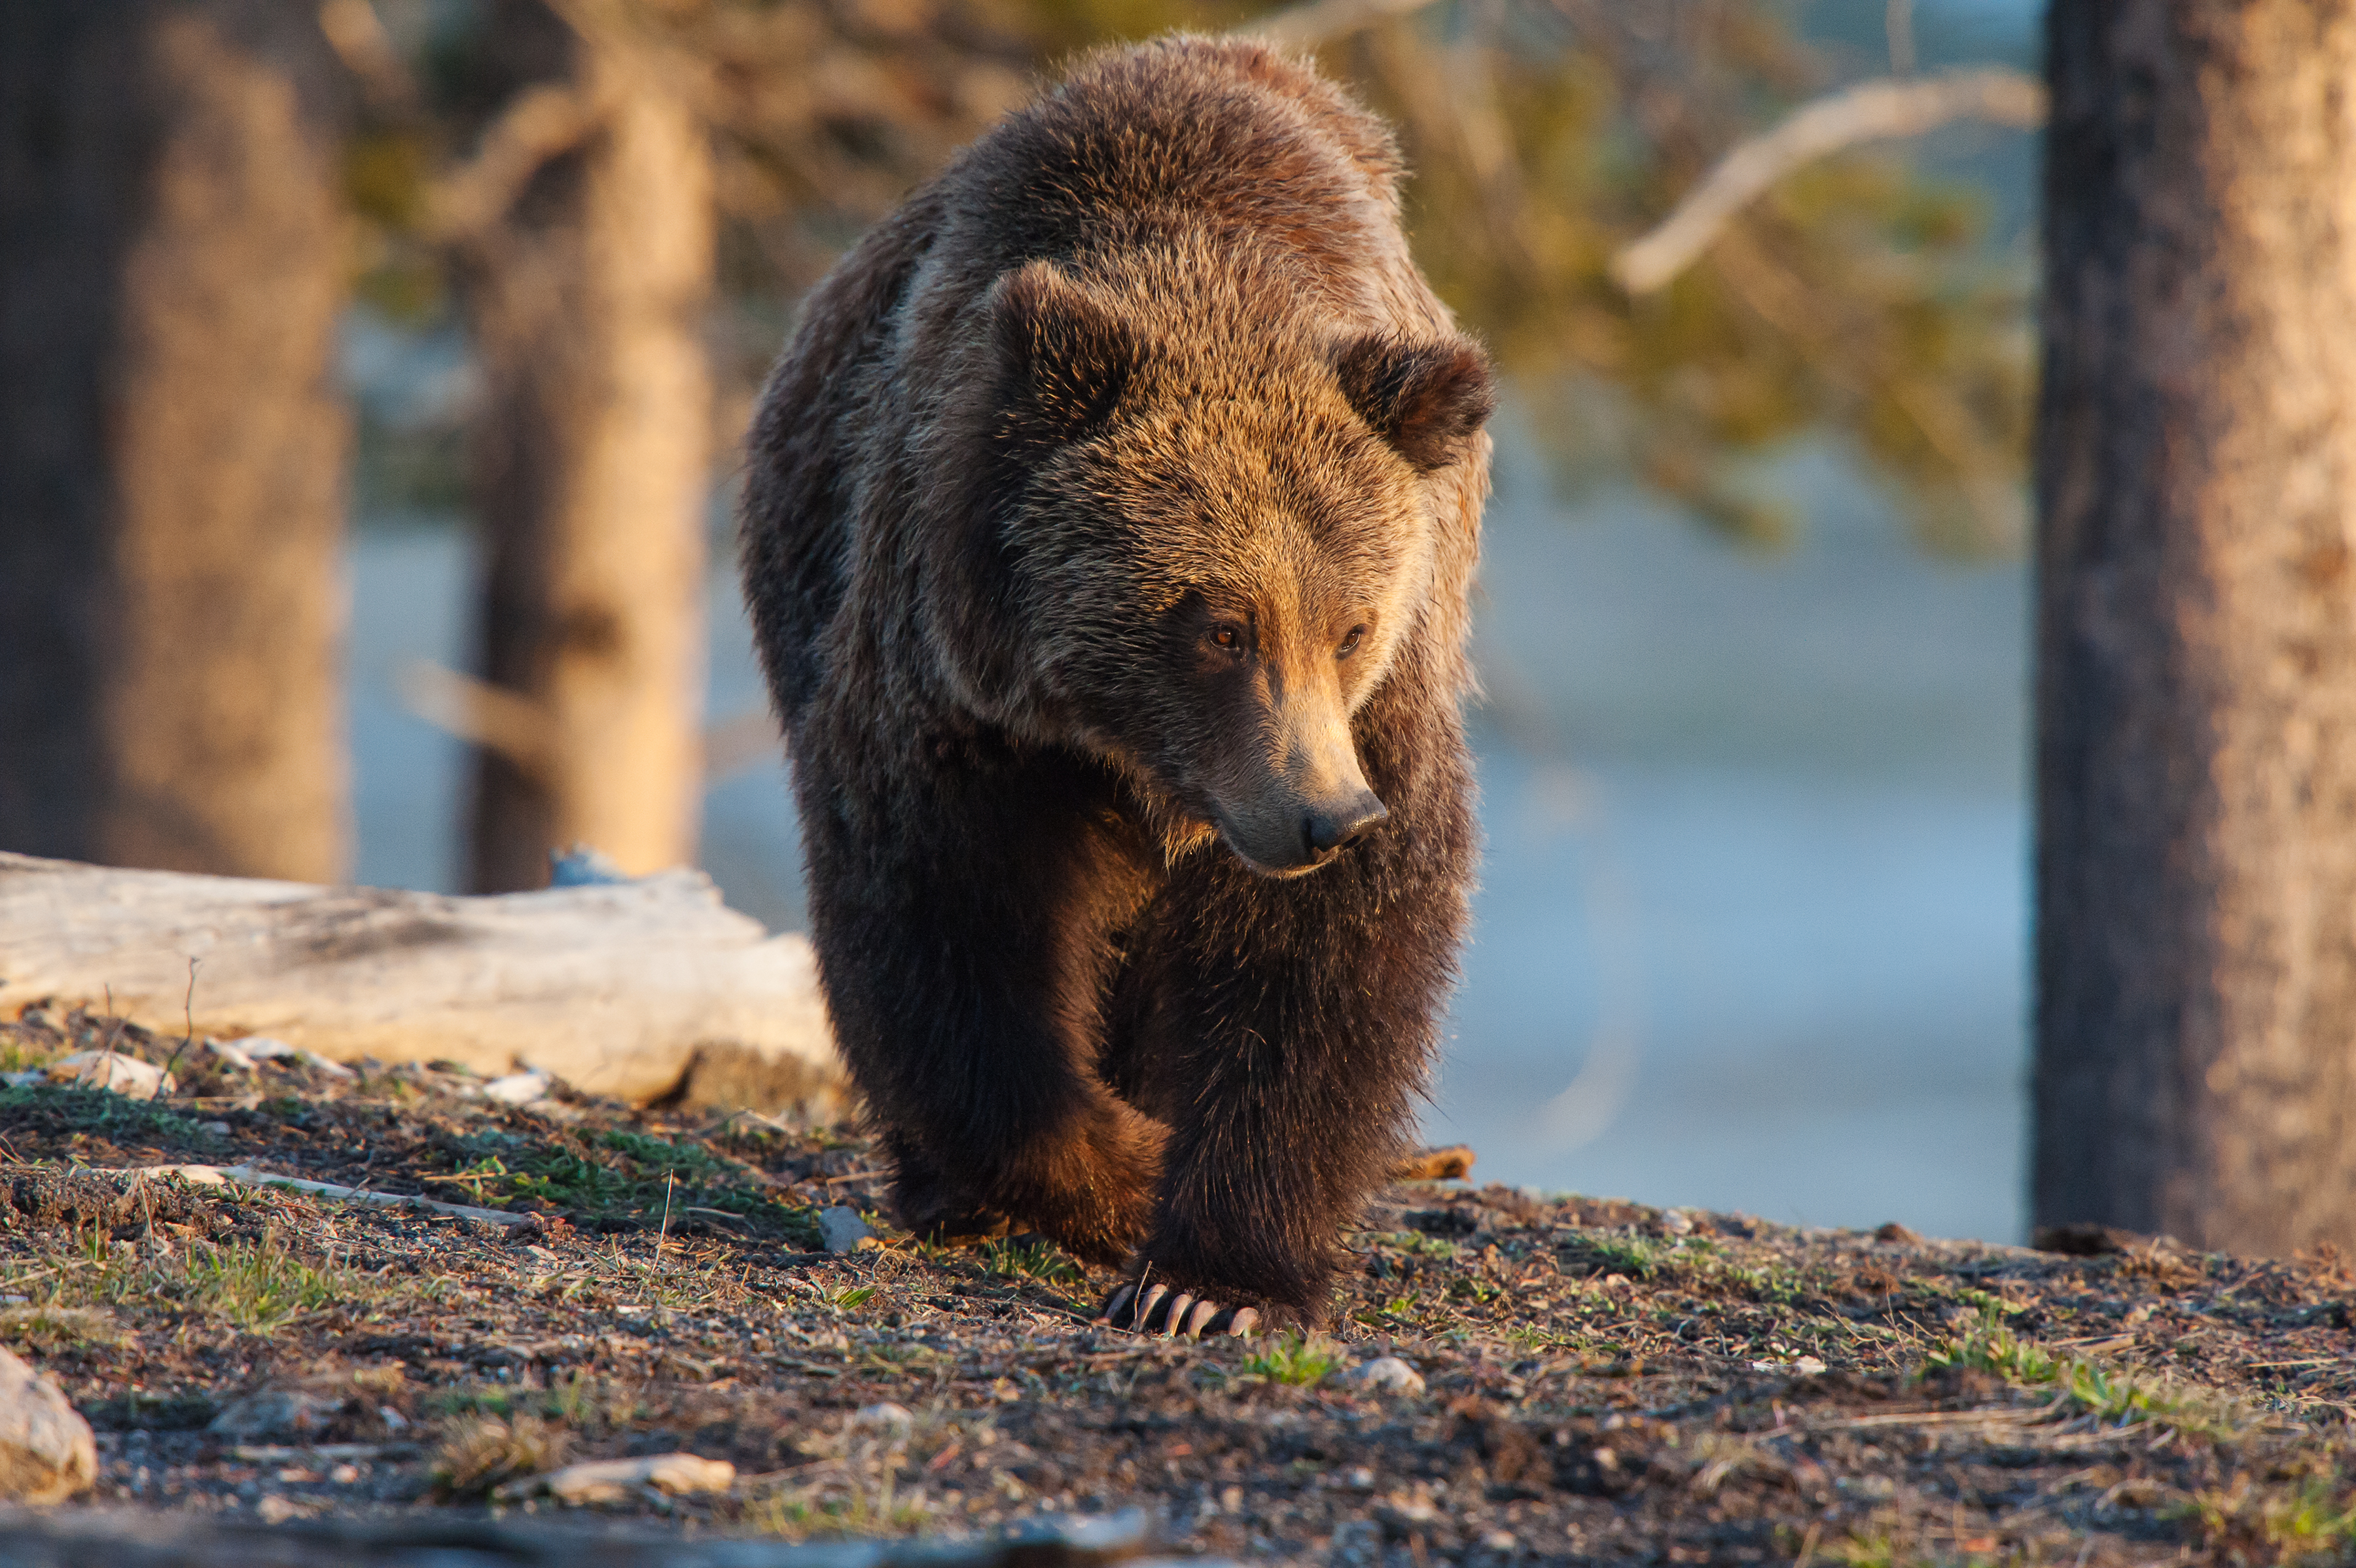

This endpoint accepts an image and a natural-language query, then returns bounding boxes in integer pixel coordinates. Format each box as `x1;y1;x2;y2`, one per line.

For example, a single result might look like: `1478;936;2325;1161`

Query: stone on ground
0;1347;95;1503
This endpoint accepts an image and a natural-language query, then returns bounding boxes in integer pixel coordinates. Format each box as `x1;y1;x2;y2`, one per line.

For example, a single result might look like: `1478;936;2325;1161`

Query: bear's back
935;37;1406;307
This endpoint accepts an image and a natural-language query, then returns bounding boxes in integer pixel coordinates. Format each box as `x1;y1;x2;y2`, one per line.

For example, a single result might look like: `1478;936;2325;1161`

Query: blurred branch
1248;0;1442;49
317;0;419;113
397;660;556;777
399;661;785;783
423;84;612;243
1611;67;2046;294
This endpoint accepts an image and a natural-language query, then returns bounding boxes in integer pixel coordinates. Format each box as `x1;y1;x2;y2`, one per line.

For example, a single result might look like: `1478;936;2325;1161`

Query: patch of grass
1376;1230;1461;1260
1564;1234;1661;1279
179;1233;357;1332
1925;1313;2056;1384
744;1481;935;1539
0;1304;121;1350
432;1412;572;1498
980;1238;1084;1289
13;1226;360;1335
425;1131;824;1247
1240;1332;1344;1387
1925;1312;2247;1440
0;1085;212;1147
2176;1477;2356;1564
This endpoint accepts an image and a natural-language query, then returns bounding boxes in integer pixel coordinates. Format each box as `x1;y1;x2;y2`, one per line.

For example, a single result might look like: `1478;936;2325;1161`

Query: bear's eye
1208;624;1244;653
1337;625;1366;658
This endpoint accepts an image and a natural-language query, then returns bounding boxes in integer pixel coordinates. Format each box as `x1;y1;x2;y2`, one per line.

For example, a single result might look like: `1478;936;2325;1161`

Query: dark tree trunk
457;1;714;893
0;0;349;883
2035;0;2356;1252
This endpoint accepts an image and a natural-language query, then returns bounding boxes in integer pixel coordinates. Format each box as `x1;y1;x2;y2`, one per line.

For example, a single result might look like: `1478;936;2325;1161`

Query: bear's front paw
1099;1279;1272;1338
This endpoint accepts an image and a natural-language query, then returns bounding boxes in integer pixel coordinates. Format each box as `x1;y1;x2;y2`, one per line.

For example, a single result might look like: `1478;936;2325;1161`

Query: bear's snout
1304;789;1388;859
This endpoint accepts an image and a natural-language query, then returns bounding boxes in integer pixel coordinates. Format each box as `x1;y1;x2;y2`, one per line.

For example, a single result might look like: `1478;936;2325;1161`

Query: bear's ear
1330;332;1496;472
989;261;1137;450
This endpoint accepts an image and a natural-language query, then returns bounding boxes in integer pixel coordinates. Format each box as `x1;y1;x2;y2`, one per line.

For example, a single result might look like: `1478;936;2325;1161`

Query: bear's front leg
794;720;1166;1264
1103;698;1478;1335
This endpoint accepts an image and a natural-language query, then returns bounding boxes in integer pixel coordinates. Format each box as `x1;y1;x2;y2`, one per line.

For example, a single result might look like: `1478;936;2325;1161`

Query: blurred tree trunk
456;1;714;893
2035;0;2356;1253
0;0;349;882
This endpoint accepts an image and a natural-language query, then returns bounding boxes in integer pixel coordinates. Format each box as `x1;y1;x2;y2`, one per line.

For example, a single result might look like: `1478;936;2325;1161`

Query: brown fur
739;35;1490;1327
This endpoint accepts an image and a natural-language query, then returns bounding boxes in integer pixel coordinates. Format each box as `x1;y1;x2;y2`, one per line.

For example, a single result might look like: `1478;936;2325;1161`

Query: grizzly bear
739;35;1491;1335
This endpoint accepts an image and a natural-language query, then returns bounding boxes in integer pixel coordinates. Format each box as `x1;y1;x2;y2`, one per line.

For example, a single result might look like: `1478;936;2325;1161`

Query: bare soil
2;1003;2353;1565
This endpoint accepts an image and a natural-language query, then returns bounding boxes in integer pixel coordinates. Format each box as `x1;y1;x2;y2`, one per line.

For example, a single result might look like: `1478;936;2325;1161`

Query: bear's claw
1099;1283;1260;1337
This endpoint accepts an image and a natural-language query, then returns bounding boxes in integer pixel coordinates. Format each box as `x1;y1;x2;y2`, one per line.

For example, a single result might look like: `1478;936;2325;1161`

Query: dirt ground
1;1003;2353;1566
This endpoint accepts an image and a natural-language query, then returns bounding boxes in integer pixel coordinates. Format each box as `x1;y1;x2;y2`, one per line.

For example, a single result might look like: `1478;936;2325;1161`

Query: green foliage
425;1127;824;1247
0;1085;213;1148
1240;1332;1346;1386
1923;1311;2054;1384
980;1238;1085;1287
2175;1478;2356;1565
348;0;2032;555
1564;1233;1662;1279
1925;1311;2247;1441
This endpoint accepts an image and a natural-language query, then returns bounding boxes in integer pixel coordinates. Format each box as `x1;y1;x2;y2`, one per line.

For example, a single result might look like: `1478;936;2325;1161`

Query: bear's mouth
1216;827;1344;879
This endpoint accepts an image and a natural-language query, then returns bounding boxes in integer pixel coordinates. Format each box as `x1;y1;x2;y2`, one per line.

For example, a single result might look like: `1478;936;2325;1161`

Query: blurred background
1;0;2042;1240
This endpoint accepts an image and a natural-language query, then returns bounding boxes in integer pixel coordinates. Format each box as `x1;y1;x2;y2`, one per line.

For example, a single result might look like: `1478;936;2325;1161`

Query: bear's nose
1304;792;1389;857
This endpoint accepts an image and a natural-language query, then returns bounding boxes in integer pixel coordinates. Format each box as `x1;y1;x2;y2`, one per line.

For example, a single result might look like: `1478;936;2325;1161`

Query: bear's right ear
989;261;1137;451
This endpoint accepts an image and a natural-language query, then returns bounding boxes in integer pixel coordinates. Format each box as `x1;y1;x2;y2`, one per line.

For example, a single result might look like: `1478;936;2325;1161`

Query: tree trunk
457;3;715;893
0;0;349;883
2035;0;2356;1253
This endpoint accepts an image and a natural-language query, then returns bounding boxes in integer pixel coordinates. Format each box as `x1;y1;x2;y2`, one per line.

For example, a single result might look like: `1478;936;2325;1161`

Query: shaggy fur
739;35;1491;1330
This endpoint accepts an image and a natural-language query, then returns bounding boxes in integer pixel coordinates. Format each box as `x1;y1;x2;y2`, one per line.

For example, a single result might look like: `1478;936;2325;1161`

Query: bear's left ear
989;260;1138;451
1330;332;1497;472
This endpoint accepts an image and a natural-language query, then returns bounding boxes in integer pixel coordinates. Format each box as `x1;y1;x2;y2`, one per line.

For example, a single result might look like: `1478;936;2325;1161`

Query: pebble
480;1069;550;1107
818;1205;878;1253
44;1052;173;1100
849;1402;914;1440
1342;1356;1427;1395
0;1347;96;1503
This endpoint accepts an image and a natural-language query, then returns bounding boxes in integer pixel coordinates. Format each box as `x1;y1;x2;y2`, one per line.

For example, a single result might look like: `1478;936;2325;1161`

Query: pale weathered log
0;853;838;1110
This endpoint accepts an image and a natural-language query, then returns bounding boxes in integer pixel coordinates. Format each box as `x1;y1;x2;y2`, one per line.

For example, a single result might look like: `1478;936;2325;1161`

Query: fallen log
0;853;840;1111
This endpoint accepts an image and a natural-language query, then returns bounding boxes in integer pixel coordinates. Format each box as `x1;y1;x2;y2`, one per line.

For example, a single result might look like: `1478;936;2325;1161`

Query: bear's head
982;251;1493;875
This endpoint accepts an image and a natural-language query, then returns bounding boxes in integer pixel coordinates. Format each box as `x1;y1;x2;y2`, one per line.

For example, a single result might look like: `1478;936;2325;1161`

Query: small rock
143;1164;227;1187
255;1495;305;1524
224;1037;353;1078
1482;1529;1518;1552
0;1071;43;1089
480;1069;550;1107
45;1052;173;1099
849;1402;914;1440
548;845;632;887
1344;1466;1376;1491
209;1389;342;1442
1341;1356;1427;1395
510;1452;735;1505
1793;1354;1828;1377
818;1205;877;1253
0;1347;96;1503
207;1037;257;1071
1658;1209;1694;1235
